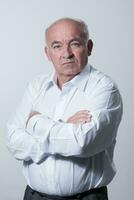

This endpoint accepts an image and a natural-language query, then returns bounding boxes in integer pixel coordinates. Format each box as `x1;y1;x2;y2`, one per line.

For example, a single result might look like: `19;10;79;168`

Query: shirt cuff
26;114;41;134
26;114;56;143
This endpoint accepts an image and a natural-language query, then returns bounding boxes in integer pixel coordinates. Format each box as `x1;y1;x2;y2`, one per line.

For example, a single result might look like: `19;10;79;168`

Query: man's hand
67;110;92;124
26;111;41;126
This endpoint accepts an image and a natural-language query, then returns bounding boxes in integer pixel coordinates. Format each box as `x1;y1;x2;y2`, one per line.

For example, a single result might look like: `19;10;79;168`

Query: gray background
0;0;133;199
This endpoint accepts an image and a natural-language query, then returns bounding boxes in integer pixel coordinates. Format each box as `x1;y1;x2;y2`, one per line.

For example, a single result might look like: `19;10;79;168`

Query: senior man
7;18;123;200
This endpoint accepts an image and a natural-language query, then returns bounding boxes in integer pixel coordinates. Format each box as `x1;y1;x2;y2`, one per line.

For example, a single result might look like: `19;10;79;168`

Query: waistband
28;185;107;200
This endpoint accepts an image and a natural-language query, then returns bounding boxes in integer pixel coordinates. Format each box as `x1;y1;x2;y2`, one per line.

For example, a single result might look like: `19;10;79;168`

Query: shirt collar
46;64;91;91
45;70;57;89
69;64;91;91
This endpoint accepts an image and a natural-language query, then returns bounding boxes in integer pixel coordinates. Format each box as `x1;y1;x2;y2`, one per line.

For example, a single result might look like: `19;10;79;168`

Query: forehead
46;20;83;43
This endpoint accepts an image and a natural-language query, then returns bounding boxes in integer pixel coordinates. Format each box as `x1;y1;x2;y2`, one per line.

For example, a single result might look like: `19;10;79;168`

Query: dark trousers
23;185;108;200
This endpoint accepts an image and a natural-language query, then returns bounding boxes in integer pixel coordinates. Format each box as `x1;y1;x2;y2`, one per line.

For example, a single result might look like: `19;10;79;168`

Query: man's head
45;18;93;83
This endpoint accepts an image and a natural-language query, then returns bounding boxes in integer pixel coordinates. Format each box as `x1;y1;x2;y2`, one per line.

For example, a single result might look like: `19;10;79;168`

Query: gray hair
45;17;89;44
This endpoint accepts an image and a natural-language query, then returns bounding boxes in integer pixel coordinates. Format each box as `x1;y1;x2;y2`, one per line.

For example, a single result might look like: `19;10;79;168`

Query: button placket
53;86;70;121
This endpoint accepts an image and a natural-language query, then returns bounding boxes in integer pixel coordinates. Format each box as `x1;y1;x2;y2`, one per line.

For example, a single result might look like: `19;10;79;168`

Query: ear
87;39;93;56
44;46;52;61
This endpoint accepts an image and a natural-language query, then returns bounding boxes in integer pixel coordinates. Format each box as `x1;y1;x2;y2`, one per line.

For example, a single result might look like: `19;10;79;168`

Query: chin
65;70;80;77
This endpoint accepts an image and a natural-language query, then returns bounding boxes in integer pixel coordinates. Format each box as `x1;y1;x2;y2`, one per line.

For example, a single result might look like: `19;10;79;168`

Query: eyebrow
70;38;82;43
50;37;83;47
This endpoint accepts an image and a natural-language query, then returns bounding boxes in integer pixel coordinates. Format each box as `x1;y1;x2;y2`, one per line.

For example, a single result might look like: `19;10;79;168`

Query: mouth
62;61;75;65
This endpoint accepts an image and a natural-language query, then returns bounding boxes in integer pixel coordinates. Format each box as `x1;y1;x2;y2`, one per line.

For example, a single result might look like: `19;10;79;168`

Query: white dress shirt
7;64;123;196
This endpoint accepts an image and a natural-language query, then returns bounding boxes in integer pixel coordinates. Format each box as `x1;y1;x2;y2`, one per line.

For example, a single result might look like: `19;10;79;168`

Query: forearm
7;76;123;161
7;115;55;163
28;109;121;158
6;78;53;163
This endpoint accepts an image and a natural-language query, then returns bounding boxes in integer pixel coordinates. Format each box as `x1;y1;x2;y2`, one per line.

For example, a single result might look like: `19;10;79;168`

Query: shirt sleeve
27;77;123;158
6;77;55;163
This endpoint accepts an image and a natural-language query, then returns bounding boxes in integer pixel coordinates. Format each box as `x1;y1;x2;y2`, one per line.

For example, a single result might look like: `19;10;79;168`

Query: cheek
75;51;87;63
49;53;60;64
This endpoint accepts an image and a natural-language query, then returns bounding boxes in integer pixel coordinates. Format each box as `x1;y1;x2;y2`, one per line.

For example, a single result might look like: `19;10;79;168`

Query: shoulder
89;65;118;90
27;73;51;93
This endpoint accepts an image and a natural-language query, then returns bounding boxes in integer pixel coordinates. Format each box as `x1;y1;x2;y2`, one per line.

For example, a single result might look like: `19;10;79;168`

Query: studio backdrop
0;0;133;199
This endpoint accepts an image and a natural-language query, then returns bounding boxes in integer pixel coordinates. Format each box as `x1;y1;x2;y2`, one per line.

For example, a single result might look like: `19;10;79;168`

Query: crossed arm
7;108;92;163
26;110;92;126
7;78;122;163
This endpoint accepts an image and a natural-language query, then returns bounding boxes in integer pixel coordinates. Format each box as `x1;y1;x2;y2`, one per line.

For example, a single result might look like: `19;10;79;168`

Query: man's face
45;20;92;79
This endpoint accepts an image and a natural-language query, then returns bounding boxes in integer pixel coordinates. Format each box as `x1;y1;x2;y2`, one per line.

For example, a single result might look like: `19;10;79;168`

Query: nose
62;46;74;59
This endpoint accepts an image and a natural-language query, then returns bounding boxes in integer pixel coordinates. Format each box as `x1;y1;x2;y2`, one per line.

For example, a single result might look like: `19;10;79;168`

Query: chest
33;86;92;122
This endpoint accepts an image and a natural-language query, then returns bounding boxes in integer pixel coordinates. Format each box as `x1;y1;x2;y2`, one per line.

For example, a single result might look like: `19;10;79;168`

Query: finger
68;110;91;120
67;111;92;123
69;114;91;123
67;115;92;124
73;113;92;121
71;115;91;123
66;115;76;123
67;113;89;121
67;115;86;123
75;110;91;114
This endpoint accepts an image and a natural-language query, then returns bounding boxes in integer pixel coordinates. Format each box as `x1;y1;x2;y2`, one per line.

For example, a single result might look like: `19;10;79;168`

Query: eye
71;41;81;48
52;44;62;50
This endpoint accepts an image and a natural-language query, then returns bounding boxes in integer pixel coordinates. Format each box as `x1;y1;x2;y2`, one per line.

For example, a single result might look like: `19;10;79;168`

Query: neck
56;74;77;89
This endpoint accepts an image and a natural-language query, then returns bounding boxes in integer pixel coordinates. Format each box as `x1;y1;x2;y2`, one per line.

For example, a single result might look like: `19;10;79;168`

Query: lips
62;61;75;65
